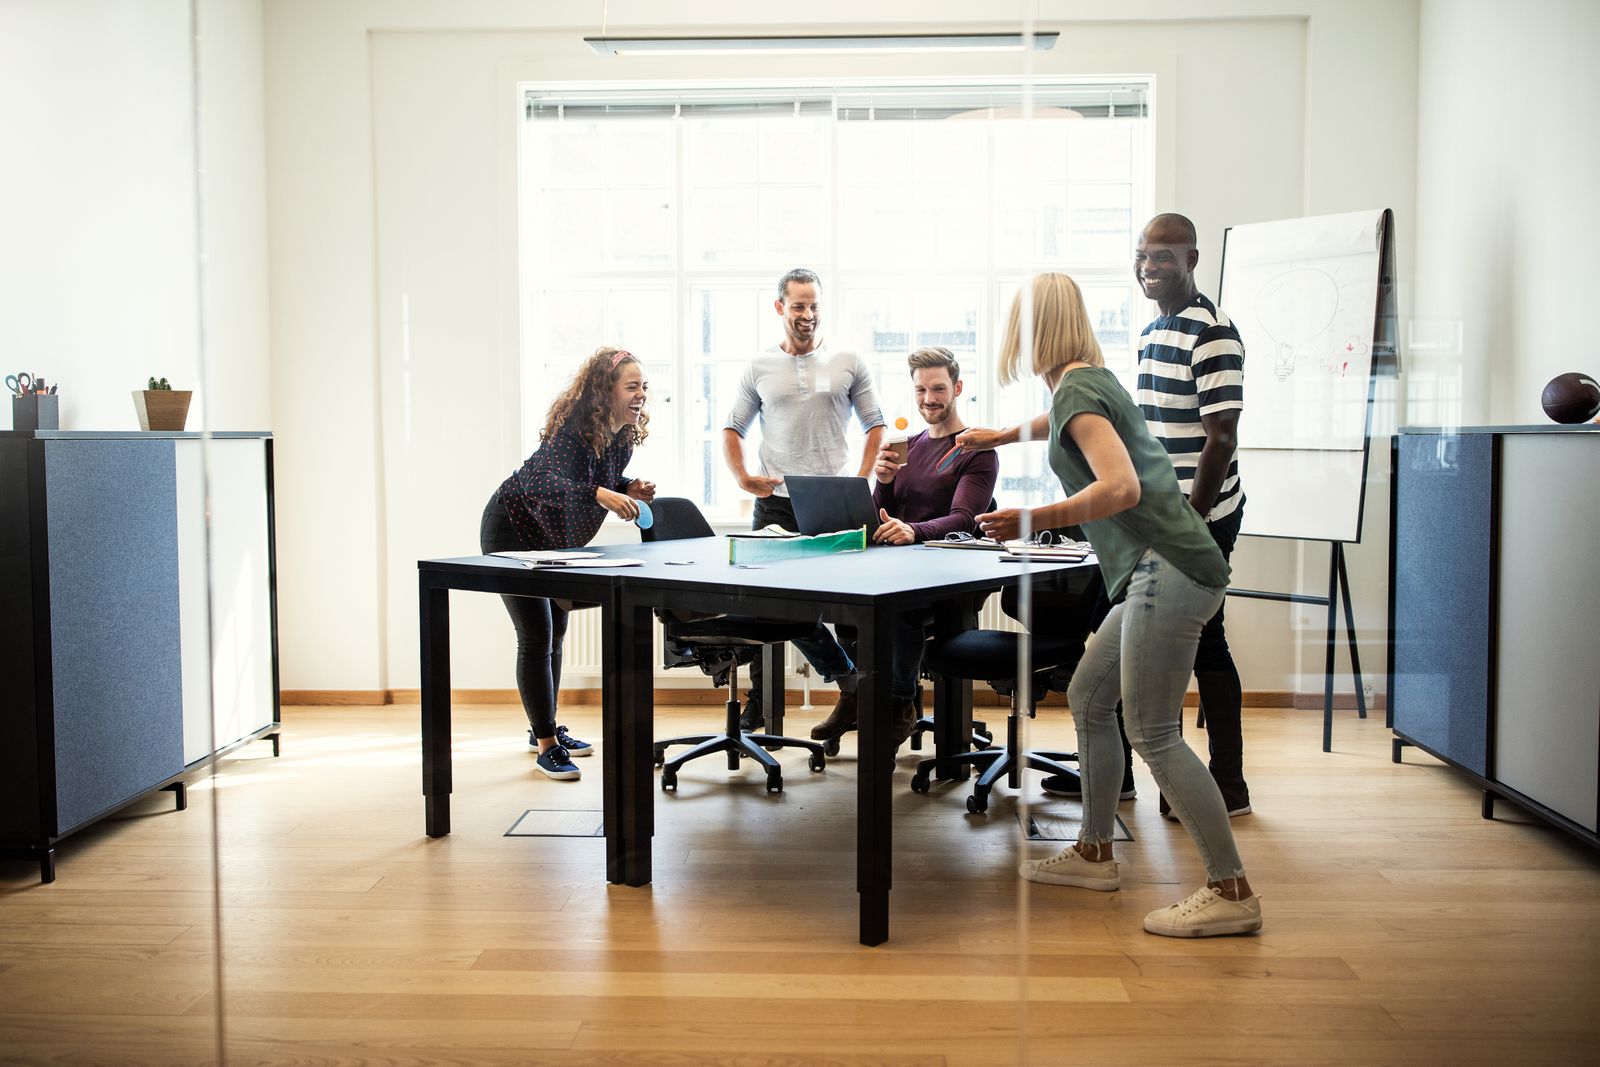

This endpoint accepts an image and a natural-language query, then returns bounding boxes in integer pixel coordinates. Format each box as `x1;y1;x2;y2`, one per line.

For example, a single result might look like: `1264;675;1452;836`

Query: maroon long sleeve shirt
872;429;999;542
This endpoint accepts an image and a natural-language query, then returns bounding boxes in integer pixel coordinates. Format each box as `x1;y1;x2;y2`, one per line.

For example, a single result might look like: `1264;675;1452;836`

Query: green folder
728;527;868;565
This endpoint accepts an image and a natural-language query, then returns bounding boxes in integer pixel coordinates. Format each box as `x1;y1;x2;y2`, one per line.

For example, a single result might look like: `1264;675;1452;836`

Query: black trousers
480;495;568;739
1193;505;1245;788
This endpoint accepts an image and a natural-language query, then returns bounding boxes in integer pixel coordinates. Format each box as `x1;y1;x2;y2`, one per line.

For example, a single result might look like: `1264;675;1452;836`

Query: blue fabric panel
1391;433;1492;774
45;440;184;833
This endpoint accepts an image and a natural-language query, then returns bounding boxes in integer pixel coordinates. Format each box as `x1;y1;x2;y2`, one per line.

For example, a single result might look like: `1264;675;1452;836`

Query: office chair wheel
823;737;841;757
653;746;667;767
909;773;930;795
766;775;783;794
966;793;987;815
660;769;677;792
808;753;825;773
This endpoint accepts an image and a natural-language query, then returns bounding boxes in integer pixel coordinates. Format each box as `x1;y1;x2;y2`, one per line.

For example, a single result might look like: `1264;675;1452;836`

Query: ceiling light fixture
584;33;1060;57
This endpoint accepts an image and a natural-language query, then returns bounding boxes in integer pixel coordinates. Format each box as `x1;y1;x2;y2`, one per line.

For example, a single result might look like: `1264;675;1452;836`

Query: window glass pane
992;120;1067;182
1068;120;1133;181
758;115;826;184
837;121;913;183
693;359;764;519
913;122;982;185
535;121;604;187
692;286;765;358
535;288;604;359
606;187;674;265
1080;283;1139;381
759;185;825;263
605;122;675;182
687;119;757;185
915;186;983;267
687;186;757;264
838;185;913;267
994;183;1068;263
536;189;603;269
633;359;676;489
603;289;673;358
1068;183;1134;262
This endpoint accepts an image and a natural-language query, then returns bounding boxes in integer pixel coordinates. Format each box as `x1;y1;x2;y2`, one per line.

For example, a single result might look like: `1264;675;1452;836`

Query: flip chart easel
1218;208;1398;751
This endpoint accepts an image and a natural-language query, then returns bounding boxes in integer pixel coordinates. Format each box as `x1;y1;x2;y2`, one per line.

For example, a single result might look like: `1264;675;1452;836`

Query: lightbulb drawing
1256;268;1338;381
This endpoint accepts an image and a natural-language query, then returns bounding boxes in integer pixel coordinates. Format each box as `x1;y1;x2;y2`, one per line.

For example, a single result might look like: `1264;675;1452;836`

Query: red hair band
609;348;633;370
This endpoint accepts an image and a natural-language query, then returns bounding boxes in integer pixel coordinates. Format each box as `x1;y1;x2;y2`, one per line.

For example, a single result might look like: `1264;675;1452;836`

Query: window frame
517;76;1154;523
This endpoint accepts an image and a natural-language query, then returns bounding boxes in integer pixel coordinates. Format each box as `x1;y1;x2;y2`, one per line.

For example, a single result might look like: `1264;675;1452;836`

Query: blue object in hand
634;499;653;530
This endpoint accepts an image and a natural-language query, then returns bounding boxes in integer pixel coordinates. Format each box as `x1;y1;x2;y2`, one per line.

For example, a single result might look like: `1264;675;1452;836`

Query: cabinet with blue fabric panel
0;431;279;882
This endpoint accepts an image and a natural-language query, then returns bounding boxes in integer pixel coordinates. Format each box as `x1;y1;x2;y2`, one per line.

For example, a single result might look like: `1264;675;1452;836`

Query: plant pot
133;390;192;431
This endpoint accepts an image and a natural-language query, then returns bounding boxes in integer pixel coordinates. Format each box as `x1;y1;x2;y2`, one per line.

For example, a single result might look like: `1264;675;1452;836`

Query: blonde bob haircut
996;272;1104;385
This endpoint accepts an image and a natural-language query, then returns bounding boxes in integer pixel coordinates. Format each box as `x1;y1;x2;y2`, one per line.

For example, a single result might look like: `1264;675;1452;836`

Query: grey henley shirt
725;340;884;497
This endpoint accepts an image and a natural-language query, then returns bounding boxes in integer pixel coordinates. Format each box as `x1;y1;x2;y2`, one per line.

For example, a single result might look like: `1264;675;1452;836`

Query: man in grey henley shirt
722;268;885;733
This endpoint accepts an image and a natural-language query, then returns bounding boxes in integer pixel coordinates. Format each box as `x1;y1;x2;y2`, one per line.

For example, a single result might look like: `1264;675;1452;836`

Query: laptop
785;475;880;539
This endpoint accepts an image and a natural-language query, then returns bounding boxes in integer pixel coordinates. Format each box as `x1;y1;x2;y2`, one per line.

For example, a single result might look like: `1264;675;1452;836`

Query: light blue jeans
1067;549;1245;882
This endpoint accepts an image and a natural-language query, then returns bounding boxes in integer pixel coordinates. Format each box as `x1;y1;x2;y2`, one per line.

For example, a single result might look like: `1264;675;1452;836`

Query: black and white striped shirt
1135;293;1244;523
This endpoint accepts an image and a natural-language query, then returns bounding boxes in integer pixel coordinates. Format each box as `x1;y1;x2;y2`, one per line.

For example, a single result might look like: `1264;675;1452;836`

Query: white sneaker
1143;886;1262;937
1018;847;1120;890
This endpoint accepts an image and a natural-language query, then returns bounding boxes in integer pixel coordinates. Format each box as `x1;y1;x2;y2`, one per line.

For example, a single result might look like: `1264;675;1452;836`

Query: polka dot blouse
496;426;635;550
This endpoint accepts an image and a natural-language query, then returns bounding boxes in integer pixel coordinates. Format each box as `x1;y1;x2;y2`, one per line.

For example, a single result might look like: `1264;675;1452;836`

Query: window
519;81;1152;520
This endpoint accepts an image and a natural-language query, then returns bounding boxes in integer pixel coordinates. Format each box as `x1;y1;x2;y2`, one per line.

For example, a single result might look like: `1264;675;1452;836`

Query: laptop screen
785;475;878;537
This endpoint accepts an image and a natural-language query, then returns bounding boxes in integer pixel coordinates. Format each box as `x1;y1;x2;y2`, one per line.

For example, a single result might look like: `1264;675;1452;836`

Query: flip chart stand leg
1321;542;1367;753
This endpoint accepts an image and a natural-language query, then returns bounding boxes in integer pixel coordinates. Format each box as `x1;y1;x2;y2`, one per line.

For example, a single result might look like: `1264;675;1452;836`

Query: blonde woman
479;347;655;782
975;273;1261;937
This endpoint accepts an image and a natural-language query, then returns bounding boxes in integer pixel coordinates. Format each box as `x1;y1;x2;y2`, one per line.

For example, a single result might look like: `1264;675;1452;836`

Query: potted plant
133;377;193;431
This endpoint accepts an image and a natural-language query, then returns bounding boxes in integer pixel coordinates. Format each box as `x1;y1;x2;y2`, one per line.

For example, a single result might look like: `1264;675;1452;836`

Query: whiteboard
1220;209;1390;543
1236;449;1367;544
1221;210;1383;451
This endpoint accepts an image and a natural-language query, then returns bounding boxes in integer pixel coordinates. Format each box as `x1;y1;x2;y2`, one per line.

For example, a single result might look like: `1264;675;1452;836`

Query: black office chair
908;629;1083;814
643;498;827;793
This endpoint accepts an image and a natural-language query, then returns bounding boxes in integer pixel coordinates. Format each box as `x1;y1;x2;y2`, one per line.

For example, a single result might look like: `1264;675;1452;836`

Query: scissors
6;372;33;398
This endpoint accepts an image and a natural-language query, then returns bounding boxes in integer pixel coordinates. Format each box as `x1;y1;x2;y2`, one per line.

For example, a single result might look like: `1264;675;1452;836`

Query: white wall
0;0;270;434
1412;0;1600;427
262;0;1421;696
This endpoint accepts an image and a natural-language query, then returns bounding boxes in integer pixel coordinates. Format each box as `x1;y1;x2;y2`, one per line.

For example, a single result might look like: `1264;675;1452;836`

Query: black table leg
420;577;452;837
603;591;655;886
760;642;786;738
854;605;894;946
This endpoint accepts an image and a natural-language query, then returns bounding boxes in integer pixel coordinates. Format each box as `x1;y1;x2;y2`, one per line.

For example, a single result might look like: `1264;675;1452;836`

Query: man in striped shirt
1134;212;1250;817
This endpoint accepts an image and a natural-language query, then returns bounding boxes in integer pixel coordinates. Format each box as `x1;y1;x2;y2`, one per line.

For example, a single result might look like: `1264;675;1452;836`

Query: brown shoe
890;696;920;748
810;690;859;741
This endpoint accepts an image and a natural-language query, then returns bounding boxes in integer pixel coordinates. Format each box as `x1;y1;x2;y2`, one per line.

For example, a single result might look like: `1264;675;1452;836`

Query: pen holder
13;393;59;431
132;389;192;431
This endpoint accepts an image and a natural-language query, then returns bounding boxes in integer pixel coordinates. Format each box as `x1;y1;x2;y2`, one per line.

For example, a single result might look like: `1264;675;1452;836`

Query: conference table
418;536;1091;946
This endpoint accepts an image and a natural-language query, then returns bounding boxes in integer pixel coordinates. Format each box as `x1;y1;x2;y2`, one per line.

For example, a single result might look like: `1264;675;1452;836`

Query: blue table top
422;536;1094;606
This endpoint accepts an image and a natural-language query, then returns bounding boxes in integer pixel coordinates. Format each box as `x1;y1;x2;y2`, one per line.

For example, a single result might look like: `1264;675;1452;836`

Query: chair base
909;747;1078;814
655;667;825;794
907;693;1077;814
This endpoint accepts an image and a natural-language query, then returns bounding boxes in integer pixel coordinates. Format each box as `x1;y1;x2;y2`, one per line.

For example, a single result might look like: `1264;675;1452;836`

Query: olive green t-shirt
1047;366;1229;602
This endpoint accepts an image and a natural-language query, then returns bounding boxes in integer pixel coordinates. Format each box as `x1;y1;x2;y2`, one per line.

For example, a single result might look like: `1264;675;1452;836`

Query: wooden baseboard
280;690;394;706
285;687;1385;711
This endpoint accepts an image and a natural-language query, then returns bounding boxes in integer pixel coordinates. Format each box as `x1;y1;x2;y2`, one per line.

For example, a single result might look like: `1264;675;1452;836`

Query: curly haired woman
479;347;656;781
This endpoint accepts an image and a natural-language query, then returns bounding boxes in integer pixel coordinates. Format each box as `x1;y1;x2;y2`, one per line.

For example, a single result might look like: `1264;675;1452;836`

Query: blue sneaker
535;745;580;781
555;724;593;757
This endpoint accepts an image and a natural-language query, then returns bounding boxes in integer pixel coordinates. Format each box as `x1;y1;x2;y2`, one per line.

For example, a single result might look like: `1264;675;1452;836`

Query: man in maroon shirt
809;347;1000;744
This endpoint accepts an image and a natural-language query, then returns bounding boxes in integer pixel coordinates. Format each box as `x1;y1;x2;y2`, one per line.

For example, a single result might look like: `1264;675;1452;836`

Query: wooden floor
2;701;1598;1065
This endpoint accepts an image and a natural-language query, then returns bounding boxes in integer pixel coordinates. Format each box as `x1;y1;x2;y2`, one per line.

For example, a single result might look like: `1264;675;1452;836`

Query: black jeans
746;495;857;707
480;495;568;739
1194;505;1246;790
